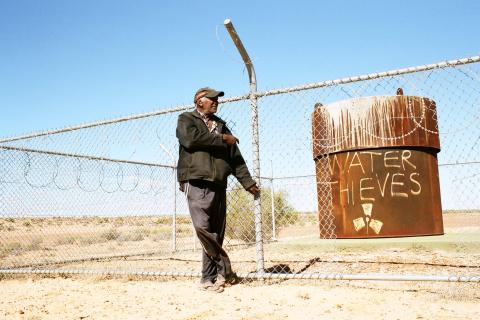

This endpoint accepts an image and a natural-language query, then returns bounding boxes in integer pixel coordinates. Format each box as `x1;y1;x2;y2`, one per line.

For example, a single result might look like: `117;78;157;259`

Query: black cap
194;87;224;103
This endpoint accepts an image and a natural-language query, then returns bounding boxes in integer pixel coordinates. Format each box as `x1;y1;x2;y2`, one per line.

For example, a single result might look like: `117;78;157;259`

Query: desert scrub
117;229;146;242
0;238;43;257
176;216;191;224
151;225;171;234
113;217;125;227
22;220;32;227
54;236;78;246
23;236;43;251
176;226;192;235
0;242;22;257
154;215;193;225
226;184;299;242
95;217;110;224
101;228;120;241
79;236;101;245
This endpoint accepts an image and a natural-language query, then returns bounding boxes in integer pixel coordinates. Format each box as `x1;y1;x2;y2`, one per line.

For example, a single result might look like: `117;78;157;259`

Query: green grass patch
273;233;480;253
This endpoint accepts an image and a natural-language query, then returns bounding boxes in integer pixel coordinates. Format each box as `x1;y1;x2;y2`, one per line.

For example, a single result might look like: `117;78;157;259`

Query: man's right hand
247;184;260;197
222;134;239;145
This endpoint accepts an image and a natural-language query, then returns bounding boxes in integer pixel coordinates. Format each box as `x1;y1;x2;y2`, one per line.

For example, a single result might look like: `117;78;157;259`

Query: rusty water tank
312;93;444;238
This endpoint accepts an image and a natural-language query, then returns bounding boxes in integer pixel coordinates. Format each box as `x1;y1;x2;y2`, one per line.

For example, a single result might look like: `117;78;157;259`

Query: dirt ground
1;212;479;319
0;275;479;320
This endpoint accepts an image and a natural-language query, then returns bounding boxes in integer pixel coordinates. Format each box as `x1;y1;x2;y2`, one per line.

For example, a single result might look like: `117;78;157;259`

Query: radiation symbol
353;203;383;235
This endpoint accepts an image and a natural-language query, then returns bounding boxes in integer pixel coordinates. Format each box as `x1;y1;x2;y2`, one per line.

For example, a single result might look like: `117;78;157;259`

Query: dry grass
0;213;478;279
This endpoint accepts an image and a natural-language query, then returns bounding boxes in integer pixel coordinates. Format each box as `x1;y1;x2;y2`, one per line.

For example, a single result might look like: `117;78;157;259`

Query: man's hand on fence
247;184;260;197
222;134;239;145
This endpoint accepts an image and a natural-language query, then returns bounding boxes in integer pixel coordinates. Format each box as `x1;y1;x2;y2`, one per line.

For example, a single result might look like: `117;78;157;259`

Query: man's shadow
264;264;292;274
240;264;293;284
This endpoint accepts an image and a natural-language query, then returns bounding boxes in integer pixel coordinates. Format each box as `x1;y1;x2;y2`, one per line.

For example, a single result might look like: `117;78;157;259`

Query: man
176;87;260;293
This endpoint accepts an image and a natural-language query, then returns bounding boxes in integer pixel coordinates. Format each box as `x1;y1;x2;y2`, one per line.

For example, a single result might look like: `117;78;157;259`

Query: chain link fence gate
1;56;479;285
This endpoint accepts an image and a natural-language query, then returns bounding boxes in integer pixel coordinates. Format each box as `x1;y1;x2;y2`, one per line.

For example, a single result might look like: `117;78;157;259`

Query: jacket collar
192;109;226;124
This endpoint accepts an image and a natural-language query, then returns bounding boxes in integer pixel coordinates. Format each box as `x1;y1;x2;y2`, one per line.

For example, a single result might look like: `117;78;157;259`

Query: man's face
197;96;219;116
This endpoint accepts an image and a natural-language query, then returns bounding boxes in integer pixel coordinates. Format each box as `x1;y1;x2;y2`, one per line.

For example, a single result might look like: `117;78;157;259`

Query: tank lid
312;95;440;158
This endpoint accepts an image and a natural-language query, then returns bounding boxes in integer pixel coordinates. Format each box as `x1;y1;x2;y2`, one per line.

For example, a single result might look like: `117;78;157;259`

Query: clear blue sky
1;0;479;138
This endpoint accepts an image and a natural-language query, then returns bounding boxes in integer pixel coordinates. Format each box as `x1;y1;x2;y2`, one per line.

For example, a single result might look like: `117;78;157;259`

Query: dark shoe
214;273;238;288
197;280;214;291
215;274;226;286
223;272;239;285
208;282;225;293
198;279;224;293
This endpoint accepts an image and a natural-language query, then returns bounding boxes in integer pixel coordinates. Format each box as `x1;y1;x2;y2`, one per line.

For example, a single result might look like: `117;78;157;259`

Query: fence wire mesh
1;56;479;285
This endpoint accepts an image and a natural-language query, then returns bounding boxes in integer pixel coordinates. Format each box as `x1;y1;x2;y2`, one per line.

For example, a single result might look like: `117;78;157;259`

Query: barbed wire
0;55;479;281
0;147;172;195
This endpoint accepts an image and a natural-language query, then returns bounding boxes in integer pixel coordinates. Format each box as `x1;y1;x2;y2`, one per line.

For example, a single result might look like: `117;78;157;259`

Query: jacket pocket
189;151;212;178
214;158;232;182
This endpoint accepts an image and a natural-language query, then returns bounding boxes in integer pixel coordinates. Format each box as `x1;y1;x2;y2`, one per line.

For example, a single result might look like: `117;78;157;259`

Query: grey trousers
185;180;233;282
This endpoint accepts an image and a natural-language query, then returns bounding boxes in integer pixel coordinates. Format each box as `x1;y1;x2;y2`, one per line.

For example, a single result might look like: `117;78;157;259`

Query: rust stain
313;95;444;238
312;95;440;158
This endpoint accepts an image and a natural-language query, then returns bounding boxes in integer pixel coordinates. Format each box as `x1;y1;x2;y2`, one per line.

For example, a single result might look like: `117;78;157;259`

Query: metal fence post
270;161;276;241
224;18;264;273
159;143;177;252
172;167;177;251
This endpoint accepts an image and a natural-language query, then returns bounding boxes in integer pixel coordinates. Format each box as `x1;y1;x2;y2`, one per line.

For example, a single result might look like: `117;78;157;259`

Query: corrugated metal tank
312;94;444;238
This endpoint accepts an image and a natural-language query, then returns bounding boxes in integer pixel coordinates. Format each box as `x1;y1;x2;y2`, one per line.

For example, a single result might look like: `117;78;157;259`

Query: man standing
176;87;260;293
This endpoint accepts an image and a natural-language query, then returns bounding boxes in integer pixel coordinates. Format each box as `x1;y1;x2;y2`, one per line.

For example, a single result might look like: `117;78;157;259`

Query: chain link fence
1;56;479;284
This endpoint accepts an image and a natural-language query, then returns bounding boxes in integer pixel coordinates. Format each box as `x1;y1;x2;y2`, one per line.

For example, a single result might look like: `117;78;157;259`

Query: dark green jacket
176;110;256;190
